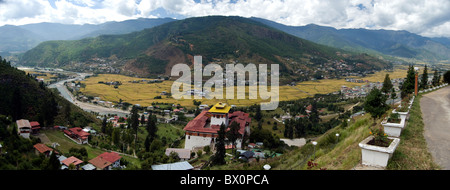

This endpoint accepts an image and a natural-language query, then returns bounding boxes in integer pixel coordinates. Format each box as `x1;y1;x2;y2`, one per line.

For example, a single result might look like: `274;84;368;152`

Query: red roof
69;127;90;139
89;156;112;170
33;143;53;154
183;110;217;133
29;121;40;127
62;156;83;166
89;152;121;169
98;152;121;163
228;111;251;135
183;110;250;135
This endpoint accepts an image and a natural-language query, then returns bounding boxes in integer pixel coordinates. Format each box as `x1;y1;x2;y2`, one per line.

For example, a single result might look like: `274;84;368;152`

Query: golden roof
208;102;231;113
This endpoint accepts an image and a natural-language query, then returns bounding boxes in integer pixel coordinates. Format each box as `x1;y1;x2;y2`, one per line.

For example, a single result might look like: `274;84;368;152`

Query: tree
146;114;157;143
129;105;140;152
11;88;22;121
254;105;262;121
401;65;416;98
211;123;226;165
432;70;440;86
112;128;121;145
364;88;388;125
381;74;393;95
226;121;240;154
102;116;107;134
47;152;61;170
309;101;320;124
140;114;146;126
444;70;450;84
390;88;397;106
420;65;428;89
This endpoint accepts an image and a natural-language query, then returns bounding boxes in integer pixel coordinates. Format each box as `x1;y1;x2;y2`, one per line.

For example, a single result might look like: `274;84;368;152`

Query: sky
1;0;450;38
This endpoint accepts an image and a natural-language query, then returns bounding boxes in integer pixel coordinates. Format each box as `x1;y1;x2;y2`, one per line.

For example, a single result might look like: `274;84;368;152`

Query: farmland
78;66;407;108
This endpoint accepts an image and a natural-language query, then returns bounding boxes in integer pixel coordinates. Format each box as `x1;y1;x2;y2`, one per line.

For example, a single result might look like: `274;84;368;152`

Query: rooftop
62;156;83;166
208;102;231;114
33;143;53;154
16;119;31;129
151;161;194;170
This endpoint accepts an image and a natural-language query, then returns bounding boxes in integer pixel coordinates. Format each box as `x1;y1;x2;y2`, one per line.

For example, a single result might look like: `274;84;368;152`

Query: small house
33;143;54;157
89;152;122;170
151;161;194;170
64;127;90;144
62;156;83;170
165;148;191;161
29;121;41;134
16;119;31;139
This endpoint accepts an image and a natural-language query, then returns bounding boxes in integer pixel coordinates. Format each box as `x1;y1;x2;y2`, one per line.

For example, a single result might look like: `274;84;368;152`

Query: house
64;127;90;144
81;164;96;170
165;148;191;161
16;119;31;139
151;161;194;170
33;143;54;157
183;102;251;150
29;121;41;134
61;156;83;170
89;152;122;170
198;104;209;110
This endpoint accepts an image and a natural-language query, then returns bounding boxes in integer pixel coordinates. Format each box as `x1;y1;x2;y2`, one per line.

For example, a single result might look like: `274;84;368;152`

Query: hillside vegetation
218;93;438;170
20;16;391;80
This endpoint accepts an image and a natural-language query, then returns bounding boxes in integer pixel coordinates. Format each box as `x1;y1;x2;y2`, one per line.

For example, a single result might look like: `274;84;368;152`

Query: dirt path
420;86;450;170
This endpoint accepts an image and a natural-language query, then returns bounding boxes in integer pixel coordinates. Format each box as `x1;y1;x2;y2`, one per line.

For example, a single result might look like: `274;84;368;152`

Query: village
6;100;287;170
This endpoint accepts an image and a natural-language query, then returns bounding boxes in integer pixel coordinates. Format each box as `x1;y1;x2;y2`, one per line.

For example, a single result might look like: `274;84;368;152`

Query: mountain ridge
0;18;176;55
251;17;450;62
19;16;391;83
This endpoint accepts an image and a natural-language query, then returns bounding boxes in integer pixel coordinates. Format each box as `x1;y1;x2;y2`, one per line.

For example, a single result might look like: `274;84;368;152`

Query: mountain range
0;18;175;54
18;16;391;83
251;17;450;62
3;16;450;63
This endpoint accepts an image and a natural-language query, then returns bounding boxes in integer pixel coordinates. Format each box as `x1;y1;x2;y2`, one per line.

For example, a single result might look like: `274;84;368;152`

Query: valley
1;13;449;176
71;66;407;109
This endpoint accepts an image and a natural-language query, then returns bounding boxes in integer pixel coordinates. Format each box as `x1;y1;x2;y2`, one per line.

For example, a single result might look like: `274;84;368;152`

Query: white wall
184;135;213;150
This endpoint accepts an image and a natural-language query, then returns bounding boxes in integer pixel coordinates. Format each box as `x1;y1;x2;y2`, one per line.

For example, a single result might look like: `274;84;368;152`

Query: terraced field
79;67;407;108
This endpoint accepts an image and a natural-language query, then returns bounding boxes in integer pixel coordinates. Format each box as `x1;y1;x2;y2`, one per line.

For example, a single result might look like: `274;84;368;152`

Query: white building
183;102;251;150
16;119;31;139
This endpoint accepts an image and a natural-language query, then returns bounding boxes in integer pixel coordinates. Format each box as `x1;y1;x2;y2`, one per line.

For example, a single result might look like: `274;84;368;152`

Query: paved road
421;86;450;170
49;73;130;117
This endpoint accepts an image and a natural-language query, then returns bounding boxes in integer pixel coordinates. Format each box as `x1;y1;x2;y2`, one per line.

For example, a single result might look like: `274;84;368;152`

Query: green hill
252;17;450;62
20;16;391;80
215;95;438;170
0;56;97;128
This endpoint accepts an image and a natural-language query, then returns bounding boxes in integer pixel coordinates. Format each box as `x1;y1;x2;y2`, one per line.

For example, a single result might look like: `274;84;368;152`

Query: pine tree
364;88;388;125
432;70;440;86
381;74;393;95
420;65;428;89
211;123;226;165
102;116;107;134
254;105;262;121
146;114;157;143
47;151;61;170
129;105;140;152
401;65;415;98
226;121;240;154
444;70;450;84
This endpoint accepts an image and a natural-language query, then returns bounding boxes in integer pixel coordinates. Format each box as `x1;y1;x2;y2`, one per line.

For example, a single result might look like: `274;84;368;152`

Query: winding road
49;73;130;117
421;86;450;169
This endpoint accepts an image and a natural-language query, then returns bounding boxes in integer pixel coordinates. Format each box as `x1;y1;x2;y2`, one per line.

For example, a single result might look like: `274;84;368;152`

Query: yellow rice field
79;67;408;108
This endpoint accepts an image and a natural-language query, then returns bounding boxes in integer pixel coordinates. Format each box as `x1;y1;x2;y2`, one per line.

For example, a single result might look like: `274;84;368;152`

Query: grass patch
386;94;440;170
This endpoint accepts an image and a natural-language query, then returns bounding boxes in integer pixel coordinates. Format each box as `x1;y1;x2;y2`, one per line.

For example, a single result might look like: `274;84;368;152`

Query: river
50;72;130;117
18;67;130;117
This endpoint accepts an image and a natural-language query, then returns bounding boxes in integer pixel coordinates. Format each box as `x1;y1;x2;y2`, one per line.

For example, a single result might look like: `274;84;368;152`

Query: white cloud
1;0;450;37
